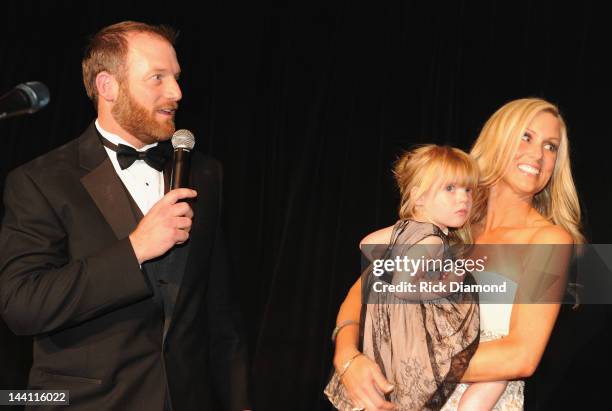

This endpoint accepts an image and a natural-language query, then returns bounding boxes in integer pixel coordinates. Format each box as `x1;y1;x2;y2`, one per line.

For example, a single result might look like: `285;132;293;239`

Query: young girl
325;145;507;411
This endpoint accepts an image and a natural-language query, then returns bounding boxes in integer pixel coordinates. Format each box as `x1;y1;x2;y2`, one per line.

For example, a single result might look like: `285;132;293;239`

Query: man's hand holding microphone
129;129;197;264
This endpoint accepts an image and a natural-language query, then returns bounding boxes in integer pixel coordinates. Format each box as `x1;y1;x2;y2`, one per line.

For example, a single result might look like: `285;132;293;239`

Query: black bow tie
100;137;172;171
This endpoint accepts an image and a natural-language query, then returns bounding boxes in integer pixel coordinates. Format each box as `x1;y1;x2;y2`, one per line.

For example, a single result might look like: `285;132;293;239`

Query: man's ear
95;71;118;102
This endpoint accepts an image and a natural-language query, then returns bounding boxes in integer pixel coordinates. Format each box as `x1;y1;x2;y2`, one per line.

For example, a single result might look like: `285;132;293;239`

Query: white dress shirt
95;120;165;215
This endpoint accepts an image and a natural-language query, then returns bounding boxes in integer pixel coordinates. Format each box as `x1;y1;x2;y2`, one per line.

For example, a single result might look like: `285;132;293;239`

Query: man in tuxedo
0;21;250;410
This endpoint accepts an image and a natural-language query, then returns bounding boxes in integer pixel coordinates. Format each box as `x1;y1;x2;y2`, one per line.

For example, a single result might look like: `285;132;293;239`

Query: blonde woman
331;98;582;411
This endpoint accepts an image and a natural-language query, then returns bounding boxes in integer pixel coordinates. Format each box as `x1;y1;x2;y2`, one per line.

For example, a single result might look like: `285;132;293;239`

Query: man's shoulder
8;128;90;183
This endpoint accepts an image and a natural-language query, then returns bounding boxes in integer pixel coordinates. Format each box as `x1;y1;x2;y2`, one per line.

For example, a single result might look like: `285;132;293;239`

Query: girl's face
500;111;561;197
416;180;473;232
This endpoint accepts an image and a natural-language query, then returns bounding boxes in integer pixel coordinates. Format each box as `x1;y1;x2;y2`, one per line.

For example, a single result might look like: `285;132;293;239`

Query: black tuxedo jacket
0;123;249;410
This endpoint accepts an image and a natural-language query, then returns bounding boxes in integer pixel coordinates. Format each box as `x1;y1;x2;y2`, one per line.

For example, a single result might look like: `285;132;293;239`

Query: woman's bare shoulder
528;224;573;244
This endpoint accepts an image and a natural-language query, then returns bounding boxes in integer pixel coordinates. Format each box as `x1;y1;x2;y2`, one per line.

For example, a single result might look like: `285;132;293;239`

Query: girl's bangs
436;153;479;189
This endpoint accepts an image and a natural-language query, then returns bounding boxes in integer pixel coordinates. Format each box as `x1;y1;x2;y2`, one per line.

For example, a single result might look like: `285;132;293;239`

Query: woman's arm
331;226;395;411
462;226;573;381
461;302;561;380
333;278;396;411
333;278;362;369
334;226;392;367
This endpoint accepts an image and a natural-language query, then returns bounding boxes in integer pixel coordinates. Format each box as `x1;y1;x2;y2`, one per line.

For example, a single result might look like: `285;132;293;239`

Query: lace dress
325;220;480;411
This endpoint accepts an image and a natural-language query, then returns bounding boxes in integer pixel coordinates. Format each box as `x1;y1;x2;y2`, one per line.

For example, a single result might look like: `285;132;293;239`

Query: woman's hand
337;352;396;411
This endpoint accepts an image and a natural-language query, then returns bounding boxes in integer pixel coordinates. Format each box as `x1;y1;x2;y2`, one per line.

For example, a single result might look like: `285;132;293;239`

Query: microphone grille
16;81;50;112
172;129;195;150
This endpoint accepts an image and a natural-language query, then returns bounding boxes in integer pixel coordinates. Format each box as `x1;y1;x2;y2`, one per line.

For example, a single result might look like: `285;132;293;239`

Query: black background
1;1;611;410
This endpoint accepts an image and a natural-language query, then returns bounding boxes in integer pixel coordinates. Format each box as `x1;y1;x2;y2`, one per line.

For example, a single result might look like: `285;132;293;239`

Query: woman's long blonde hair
470;98;584;244
394;145;479;244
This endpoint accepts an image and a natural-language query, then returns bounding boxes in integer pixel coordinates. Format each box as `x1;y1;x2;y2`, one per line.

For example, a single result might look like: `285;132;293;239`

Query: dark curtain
1;1;610;410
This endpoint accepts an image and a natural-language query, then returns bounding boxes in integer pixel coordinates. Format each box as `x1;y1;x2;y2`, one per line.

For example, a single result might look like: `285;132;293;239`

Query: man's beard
111;82;176;145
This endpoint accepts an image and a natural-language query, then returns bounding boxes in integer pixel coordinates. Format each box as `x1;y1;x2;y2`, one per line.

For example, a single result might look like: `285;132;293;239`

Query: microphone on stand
170;129;195;189
0;81;50;120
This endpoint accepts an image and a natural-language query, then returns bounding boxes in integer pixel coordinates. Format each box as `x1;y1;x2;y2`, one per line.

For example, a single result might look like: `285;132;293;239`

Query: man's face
111;32;182;145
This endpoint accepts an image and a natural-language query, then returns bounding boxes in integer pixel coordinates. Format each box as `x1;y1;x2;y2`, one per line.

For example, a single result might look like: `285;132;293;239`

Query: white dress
441;272;524;410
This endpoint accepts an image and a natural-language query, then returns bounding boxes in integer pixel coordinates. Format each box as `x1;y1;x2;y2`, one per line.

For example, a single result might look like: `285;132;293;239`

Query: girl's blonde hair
470;98;584;244
394;145;479;243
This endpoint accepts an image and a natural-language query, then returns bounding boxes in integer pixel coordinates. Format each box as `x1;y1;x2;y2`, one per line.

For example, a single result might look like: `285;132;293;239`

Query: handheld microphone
170;129;195;189
0;81;50;120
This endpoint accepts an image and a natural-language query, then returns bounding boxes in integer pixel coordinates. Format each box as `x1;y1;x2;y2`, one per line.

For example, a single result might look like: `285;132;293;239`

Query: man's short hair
82;21;177;108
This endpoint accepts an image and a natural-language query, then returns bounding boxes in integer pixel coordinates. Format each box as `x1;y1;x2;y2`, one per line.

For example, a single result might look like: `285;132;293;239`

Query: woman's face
500;111;561;197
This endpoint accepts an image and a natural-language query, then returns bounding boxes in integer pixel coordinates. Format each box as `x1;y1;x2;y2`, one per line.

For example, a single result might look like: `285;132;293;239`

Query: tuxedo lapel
78;124;139;239
160;158;196;340
164;159;217;340
158;241;190;341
